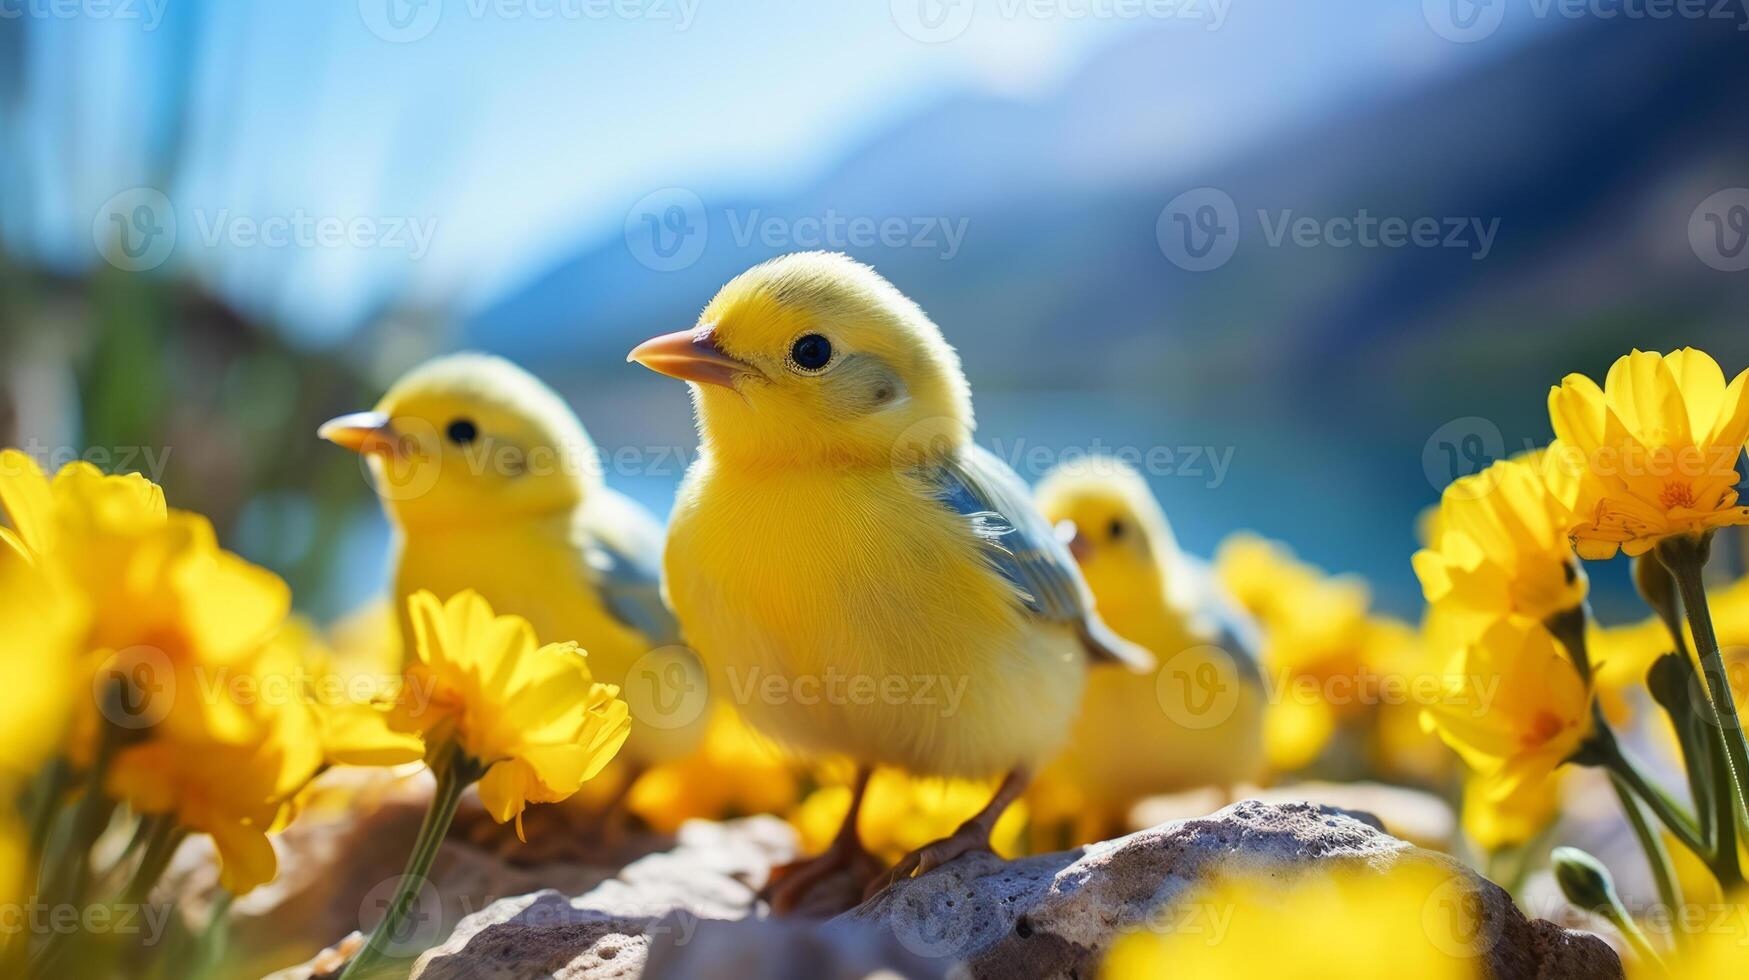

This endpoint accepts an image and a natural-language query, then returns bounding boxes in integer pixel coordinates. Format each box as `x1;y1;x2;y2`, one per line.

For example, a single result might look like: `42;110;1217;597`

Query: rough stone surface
837;800;1620;980
408;818;796;979
268;800;1620;980
1129;779;1457;850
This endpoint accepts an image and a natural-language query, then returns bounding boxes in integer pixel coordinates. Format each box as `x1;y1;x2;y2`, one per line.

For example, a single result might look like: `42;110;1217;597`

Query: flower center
1659;481;1696;510
1520;710;1565;750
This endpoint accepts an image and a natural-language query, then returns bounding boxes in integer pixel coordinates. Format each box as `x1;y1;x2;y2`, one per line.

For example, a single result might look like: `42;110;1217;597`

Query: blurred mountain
474;14;1747;385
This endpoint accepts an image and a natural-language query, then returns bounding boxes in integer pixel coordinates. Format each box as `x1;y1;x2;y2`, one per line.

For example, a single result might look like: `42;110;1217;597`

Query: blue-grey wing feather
579;490;682;647
925;445;1154;671
1178;553;1266;689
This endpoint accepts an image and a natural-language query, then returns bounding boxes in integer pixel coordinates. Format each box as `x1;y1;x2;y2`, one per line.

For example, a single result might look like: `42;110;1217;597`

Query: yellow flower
106;737;294;894
1547;348;1749;559
1671;891;1749;979
1413;454;1586;634
1588;616;1676;725
327;597;403;679
1461;767;1562;852
790;767;1027;864
262;618;424;770
630;706;802;833
390;590;630;835
1216;533;1382;773
102;622;383;895
0;451;290;749
0;540;79;779
1423;617;1591;801
1100;864;1483;980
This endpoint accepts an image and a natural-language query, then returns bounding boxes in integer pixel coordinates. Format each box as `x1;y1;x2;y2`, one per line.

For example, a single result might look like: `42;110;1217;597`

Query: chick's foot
759;834;885;916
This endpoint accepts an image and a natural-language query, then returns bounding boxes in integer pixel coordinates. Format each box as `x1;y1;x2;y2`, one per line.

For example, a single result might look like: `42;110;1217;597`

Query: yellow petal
1604;349;1689;447
319;703;427;767
1663;347;1729;440
0;450;54;554
209;820;278;895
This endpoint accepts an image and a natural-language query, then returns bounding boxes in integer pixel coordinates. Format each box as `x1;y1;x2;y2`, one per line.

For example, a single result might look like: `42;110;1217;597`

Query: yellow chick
629;252;1151;910
318;354;707;789
1031;457;1266;845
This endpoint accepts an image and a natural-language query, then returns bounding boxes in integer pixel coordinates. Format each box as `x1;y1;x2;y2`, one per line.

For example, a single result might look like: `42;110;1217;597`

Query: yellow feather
353;353;706;767
660;252;1088;780
1030;457;1266;839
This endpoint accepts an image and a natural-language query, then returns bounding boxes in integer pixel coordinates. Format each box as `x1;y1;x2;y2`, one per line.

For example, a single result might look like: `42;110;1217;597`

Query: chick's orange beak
627;327;749;389
318;411;402;457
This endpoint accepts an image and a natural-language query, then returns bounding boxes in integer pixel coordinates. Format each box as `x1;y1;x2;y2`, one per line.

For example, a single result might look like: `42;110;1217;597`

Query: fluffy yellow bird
1031;457;1267;845
319;354;707;799
628;251;1151;910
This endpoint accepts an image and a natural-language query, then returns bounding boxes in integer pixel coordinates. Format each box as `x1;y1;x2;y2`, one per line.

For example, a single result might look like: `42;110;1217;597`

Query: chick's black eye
789;334;832;371
1108;519;1126;541
445;419;478;445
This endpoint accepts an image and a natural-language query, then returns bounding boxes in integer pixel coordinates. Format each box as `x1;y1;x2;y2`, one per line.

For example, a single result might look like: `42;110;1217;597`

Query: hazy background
4;0;1748;622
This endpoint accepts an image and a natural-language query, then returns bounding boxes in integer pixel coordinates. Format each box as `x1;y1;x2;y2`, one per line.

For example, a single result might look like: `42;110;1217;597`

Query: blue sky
3;0;1540;342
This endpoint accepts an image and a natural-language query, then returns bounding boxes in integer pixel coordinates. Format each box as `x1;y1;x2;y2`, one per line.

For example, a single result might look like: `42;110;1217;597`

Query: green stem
30;700;125;975
1596;900;1671;979
1588;709;1708;861
1659;536;1749;859
189;890;235;980
1608;773;1684;954
339;749;475;980
119;818;186;908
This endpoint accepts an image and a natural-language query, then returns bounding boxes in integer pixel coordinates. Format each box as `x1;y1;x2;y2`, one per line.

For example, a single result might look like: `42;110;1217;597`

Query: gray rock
835;800;1620;980
407;818;795;979
642;918;953;980
272;800;1618;980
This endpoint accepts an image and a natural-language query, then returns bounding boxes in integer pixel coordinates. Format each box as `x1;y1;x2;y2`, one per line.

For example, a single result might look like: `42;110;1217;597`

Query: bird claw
759;837;884;916
862;826;993;903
